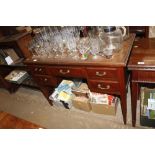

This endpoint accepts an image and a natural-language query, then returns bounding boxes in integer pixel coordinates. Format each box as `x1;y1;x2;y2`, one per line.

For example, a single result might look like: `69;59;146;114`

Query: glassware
123;26;130;40
89;36;100;59
29;26;111;60
103;26;126;52
100;26;126;59
103;48;113;59
77;37;90;60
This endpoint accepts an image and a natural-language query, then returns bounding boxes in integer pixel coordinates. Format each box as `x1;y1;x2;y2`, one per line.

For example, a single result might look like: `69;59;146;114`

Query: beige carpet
0;86;148;129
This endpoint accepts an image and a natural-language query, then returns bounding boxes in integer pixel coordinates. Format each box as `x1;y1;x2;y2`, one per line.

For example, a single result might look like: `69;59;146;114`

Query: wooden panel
47;66;86;78
17;33;32;58
0;77;4;87
33;75;58;87
137;70;155;82
128;38;155;69
86;67;118;80
88;79;119;94
0;66;13;77
28;65;47;75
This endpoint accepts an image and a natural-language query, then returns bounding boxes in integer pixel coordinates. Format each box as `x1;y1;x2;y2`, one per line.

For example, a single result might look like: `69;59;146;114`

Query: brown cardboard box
72;90;88;98
72;96;91;112
72;83;89;98
90;102;117;115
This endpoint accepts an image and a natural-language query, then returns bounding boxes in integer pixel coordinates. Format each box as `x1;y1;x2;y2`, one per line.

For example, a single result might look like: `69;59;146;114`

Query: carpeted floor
0;86;149;129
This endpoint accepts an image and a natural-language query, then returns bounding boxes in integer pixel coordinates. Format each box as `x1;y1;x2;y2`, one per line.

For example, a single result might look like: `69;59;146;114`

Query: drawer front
86;67;118;80
138;70;155;82
33;75;57;87
28;66;47;75
88;80;119;94
47;67;86;78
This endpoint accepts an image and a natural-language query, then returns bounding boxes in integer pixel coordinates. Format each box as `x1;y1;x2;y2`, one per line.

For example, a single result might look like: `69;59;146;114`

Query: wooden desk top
25;34;135;67
128;38;155;69
0;111;44;129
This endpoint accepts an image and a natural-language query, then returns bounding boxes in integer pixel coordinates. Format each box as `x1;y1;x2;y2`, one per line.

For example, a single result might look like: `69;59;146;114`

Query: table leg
119;68;127;124
130;81;138;127
120;90;127;124
39;86;54;106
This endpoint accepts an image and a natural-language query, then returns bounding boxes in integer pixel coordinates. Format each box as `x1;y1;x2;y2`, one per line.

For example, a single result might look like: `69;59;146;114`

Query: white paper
5;56;13;65
148;99;155;110
137;61;144;65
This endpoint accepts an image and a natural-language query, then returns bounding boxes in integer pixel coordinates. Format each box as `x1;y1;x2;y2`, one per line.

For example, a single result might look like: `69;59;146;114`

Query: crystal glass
77;37;90;60
103;48;113;59
89;36;100;59
28;26;82;59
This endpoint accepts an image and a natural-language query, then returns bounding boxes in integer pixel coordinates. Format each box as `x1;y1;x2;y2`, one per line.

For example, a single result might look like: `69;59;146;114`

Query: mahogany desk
128;38;155;126
24;34;135;125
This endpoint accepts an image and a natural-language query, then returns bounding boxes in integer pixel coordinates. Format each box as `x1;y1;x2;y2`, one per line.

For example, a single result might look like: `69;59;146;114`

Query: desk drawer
86;68;118;80
33;75;57;87
28;66;47;75
138;70;155;82
47;67;86;78
88;80;119;94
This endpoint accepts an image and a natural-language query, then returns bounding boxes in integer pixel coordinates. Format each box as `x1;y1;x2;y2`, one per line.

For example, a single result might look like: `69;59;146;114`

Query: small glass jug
101;26;126;59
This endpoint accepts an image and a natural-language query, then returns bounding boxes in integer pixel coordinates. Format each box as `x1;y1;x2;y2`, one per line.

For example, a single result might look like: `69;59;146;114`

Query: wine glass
77;37;90;60
89;36;100;59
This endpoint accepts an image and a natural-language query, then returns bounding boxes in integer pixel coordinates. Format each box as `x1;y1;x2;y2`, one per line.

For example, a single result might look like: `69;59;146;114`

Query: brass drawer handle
59;69;70;74
97;84;110;90
44;78;48;82
96;71;106;77
34;68;38;71
39;68;42;72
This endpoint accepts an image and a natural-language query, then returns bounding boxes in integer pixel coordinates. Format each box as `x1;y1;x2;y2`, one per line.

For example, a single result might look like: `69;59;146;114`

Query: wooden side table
0;32;37;92
128;38;155;127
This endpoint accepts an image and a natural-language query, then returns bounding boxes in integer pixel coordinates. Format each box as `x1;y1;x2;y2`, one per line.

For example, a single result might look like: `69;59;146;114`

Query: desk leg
119;68;127;124
120;90;127;124
130;81;138;127
39;86;54;106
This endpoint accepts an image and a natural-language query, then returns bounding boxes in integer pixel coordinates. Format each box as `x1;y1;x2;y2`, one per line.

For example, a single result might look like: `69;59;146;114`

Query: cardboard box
49;80;75;109
72;83;89;98
90;102;117;115
72;96;91;112
140;87;155;127
89;92;118;115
